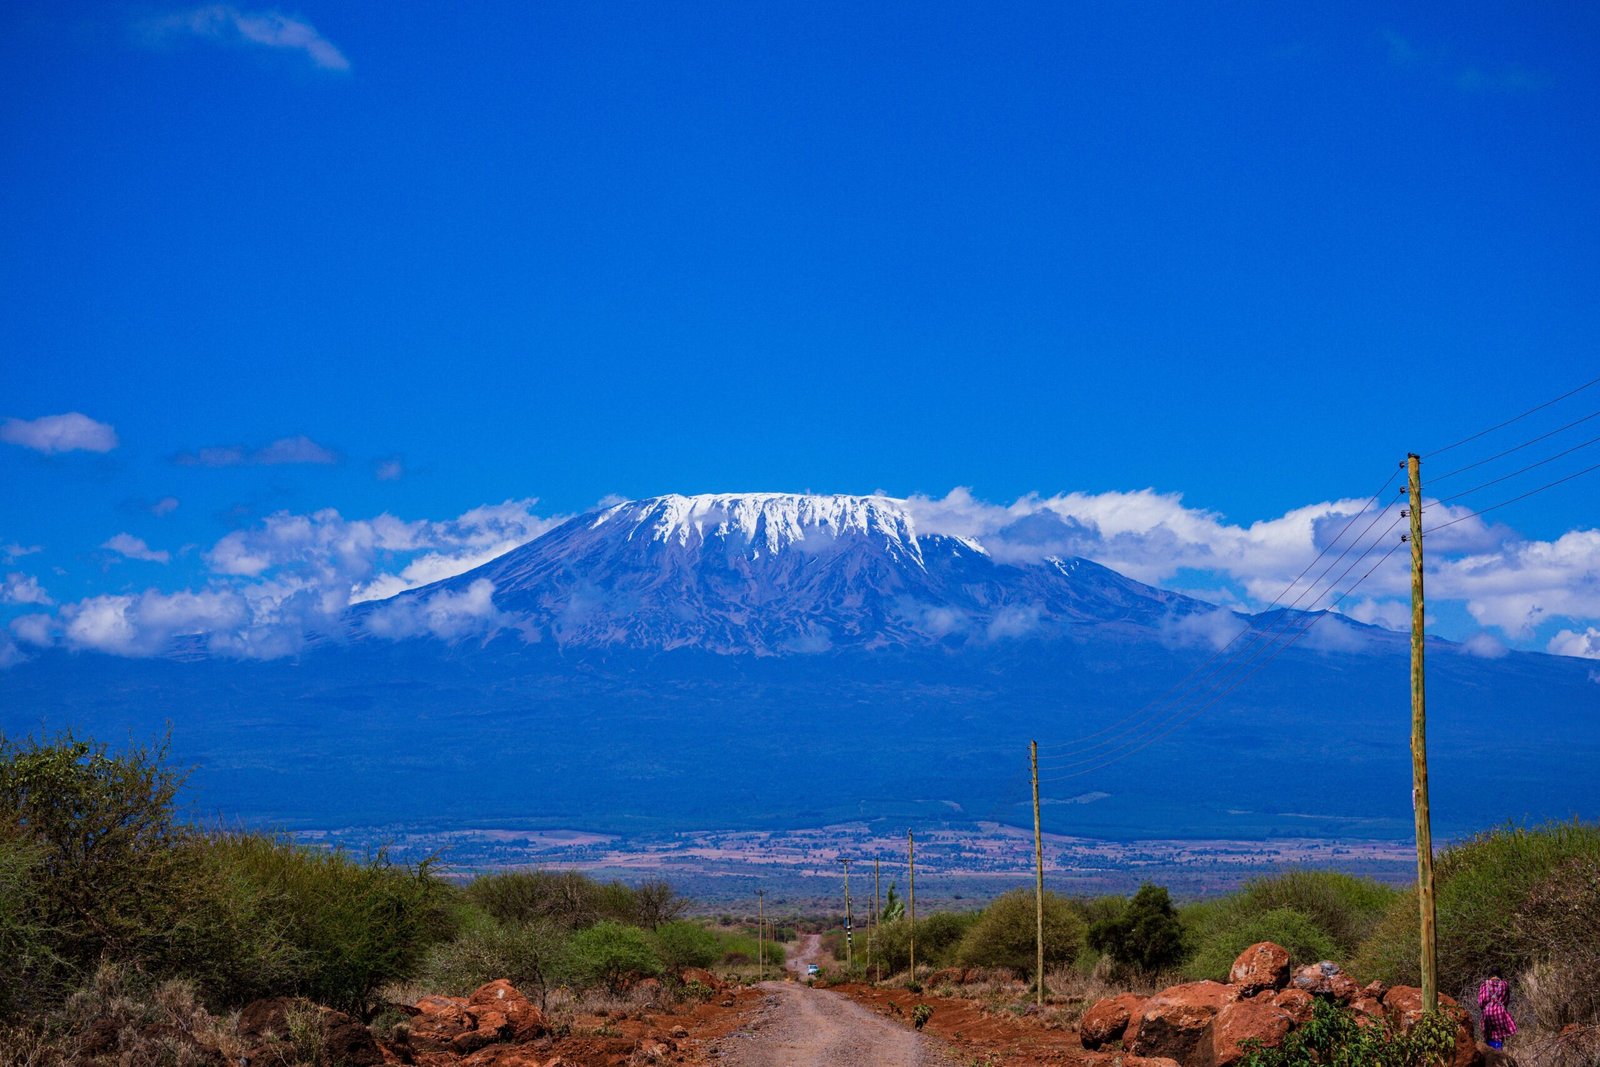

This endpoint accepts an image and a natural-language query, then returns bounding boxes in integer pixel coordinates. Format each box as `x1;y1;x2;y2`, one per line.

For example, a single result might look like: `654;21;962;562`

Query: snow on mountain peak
591;492;926;561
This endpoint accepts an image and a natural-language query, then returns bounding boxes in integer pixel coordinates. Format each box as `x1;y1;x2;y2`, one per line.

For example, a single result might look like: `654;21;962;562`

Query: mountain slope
355;493;1219;654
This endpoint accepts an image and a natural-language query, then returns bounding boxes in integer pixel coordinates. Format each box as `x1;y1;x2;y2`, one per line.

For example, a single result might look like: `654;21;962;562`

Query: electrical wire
1433;430;1600;506
1425;459;1600;535
1040;531;1410;783
1033;467;1401;759
1039;509;1406;773
1427;373;1600;458
1430;408;1600;484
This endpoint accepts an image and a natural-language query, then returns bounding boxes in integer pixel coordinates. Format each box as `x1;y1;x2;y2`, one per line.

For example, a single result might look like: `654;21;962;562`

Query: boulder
1349;996;1386;1024
237;998;383;1067
1383;987;1479;1067
1228;942;1291;995
1081;992;1146;1050
680;967;725;990
1129;981;1237;1062
1290;961;1358;1002
1361;980;1389;1001
1271;988;1314;1025
928;967;970;986
1193;998;1295;1067
468;979;546;1040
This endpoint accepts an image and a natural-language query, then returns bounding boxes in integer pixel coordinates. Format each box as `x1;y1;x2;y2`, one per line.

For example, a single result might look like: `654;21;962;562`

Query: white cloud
1548;627;1600;661
10;614;56;647
1160;609;1249;651
0;632;25;670
2;544;42;563
2;573;52;606
152;496;181;517
61;589;249;657
375;458;405;482
1462;632;1509;659
174;435;338;467
103;533;171;564
1345;598;1410;632
364;578;505;641
0;412;118;454
146;5;350;71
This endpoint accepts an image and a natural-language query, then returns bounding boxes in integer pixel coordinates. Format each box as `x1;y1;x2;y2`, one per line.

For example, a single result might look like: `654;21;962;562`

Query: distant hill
3;493;1595;842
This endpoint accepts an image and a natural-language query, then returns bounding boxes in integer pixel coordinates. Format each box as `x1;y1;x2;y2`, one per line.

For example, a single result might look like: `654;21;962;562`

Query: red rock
1081;992;1146;1050
1193;998;1295;1067
468;980;545;1040
1382;987;1477;1067
1228;942;1291;995
1361;980;1389;1001
928;967;970;986
417;994;470;1015
1290;961;1359;1002
1271;988;1314;1025
680;967;724;991
1349;996;1386;1023
1129;981;1237;1062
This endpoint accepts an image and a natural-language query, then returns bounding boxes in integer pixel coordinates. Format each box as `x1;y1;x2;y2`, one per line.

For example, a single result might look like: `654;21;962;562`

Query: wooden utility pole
1032;740;1046;1006
872;858;881;984
907;830;917;982
1408;453;1439;1011
843;858;854;972
757;889;766;982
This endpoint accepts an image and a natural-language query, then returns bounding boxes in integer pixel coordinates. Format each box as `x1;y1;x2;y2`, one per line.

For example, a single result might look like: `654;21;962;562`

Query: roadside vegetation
5;728;1596;1065
0;730;786;1064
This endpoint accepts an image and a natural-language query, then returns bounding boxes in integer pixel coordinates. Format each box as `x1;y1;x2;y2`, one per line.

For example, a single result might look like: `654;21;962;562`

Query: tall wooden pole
1032;740;1046;1006
908;830;917;982
872;858;881;984
1408;452;1439;1011
757;889;766;982
843;858;853;972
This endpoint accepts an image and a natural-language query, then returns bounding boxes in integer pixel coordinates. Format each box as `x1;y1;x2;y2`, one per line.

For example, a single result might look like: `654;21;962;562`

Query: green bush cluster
1239;996;1456;1067
0;730;453;1021
1350;821;1600;995
463;870;686;930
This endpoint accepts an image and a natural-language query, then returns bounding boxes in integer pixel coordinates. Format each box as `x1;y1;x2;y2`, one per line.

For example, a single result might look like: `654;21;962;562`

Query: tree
1089;883;1186;971
633;879;688;930
653;920;719;971
957;889;1084;974
568;921;662;992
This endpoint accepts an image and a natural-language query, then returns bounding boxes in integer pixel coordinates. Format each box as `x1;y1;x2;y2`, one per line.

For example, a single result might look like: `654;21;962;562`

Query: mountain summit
361;492;1212;655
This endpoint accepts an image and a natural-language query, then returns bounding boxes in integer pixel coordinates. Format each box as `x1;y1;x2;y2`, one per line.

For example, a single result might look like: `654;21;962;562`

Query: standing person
1478;966;1517;1051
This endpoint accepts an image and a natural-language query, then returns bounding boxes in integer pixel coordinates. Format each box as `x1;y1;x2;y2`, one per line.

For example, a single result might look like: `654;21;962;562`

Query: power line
1035;467;1401;759
1427;373;1600;458
1040;509;1406;773
1434;430;1600;506
1040;528;1409;783
1430;407;1600;484
1425;459;1600;535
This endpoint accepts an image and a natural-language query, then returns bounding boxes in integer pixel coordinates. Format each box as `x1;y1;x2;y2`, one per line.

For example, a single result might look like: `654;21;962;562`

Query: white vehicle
806;964;821;976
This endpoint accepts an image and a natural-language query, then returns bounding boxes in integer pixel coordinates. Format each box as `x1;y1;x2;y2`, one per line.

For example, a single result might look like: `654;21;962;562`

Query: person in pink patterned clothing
1478;967;1517;1051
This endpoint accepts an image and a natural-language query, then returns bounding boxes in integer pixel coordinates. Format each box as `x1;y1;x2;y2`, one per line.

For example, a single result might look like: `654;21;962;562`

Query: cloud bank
1;413;118;454
4;487;1598;665
174;435;339;467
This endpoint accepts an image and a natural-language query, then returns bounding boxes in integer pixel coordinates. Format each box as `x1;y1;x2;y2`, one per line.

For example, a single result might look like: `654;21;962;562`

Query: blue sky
2;1;1598;660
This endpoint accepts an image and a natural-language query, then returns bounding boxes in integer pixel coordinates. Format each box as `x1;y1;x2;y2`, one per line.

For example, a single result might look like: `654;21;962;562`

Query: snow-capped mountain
357;492;1215;654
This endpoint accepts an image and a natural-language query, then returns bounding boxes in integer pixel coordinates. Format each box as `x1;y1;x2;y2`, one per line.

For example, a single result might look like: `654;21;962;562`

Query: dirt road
785;933;826;978
711;982;957;1067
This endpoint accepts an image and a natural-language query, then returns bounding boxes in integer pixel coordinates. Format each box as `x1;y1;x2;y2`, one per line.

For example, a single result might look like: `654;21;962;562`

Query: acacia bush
568;921;662;993
1088;883;1185;972
652;920;719;971
957;889;1084;974
1182;904;1340;982
1352;821;1600;991
421;910;569;1008
1239;996;1455;1067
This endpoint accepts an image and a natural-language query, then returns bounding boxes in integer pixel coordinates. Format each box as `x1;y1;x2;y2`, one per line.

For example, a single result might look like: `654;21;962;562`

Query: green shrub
174;832;454;1018
0;731;186;981
867;912;978;974
568;921;662;992
1233;871;1399;957
653;921;719;971
957;889;1085;974
1183;905;1340;981
0;834;58;1019
1238;996;1455;1067
465;870;607;928
421;912;569;1008
1352;821;1600;991
1088;883;1185;972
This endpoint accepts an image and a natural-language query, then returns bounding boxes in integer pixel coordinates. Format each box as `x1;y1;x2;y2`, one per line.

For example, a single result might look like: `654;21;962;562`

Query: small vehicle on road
806;964;821;976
